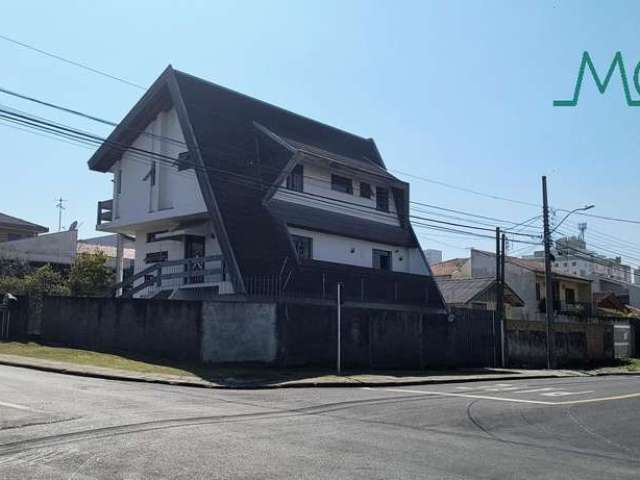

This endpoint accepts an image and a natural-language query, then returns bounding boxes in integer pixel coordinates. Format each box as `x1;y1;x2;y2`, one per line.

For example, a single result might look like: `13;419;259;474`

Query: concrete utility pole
336;282;342;375
56;197;66;231
542;176;554;369
500;233;506;368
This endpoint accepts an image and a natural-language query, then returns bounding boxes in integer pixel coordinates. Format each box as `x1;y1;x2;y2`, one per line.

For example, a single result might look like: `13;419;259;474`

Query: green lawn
0;341;518;385
0;342;197;377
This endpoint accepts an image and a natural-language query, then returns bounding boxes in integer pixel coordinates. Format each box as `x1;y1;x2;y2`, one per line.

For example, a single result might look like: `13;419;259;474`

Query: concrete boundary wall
13;296;616;369
505;319;614;368
201;302;277;363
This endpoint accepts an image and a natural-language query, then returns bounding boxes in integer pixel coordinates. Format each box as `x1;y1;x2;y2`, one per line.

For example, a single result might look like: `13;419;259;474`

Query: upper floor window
373;249;392;271
115;169;123;195
291;234;313;260
376;187;389;212
286;164;304;192
331;174;353;195
360;182;372;199
176;151;192;172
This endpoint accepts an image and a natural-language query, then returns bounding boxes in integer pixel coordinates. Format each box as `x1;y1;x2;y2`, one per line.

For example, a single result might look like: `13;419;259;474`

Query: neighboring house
591;276;640;308
471;249;593;321
594;292;640;320
0;230;134;271
423;249;442;266
435;277;524;313
88;66;444;308
430;257;471;279
0;212;48;243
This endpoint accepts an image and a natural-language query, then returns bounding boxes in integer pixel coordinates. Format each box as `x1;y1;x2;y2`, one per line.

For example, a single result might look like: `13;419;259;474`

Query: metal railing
113;255;225;298
97;199;113;226
245;259;442;306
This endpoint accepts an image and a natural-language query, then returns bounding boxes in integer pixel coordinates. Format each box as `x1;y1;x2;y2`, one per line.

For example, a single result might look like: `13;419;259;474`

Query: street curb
0;358;600;390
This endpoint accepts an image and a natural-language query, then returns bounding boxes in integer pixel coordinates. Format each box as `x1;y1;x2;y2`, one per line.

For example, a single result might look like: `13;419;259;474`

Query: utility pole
500;233;506;368
55;197;66;231
542;176;554;369
495;227;504;367
336;282;342;375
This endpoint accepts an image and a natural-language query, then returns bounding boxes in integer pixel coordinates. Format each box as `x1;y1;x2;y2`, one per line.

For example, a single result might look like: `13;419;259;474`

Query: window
176;151;192;172
565;288;576;305
360;182;372;199
7;233;23;242
145;251;168;264
286;165;304;192
291;235;313;260
331;174;353;194
571;261;576;266
372;249;392;271
376;187;389;212
116;169;122;195
535;282;541;301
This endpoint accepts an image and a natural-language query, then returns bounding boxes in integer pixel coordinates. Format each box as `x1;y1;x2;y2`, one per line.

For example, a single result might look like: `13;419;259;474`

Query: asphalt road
0;366;639;479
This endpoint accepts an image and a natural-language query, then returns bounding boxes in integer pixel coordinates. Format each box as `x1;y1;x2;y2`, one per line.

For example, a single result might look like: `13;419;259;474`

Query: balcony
97;199;114;226
538;300;593;318
114;255;225;298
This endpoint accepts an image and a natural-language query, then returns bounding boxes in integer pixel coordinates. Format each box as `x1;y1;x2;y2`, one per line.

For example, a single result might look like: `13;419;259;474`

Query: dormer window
376;187;389;212
286;164;304;192
331;174;353;194
360;182;372;199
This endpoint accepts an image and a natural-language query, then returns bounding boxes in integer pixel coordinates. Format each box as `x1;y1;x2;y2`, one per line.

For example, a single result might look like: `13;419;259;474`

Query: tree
0;257;33;278
66;252;113;297
0;264;69;297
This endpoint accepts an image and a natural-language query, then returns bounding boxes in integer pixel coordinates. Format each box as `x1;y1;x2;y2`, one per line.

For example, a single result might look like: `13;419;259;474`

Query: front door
184;235;206;284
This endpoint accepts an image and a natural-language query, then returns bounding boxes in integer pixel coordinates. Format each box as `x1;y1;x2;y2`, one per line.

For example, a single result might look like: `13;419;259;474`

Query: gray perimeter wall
201;302;277;363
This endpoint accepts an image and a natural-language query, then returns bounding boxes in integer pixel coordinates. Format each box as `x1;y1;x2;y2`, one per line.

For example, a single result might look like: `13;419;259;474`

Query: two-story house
88;66;444;309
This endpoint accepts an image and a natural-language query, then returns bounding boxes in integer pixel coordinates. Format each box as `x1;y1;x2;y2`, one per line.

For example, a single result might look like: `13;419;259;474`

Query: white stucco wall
104;108;207;230
133;221;233;296
0;230;78;265
288;226;428;274
273;161;400;226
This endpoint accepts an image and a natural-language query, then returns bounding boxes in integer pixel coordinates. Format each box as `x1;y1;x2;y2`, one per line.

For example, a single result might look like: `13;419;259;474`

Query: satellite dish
68;221;78;231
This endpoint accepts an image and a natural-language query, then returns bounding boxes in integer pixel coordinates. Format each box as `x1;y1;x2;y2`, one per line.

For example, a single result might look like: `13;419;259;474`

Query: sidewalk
0;353;596;389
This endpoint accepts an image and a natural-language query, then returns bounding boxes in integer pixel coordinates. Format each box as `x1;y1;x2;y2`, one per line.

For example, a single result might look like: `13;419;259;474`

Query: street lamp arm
549;205;595;235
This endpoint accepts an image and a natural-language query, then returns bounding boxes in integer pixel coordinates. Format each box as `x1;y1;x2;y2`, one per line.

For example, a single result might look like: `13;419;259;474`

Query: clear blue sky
1;1;639;268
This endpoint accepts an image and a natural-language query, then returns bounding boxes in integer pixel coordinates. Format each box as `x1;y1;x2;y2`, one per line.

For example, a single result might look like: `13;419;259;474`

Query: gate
449;308;502;368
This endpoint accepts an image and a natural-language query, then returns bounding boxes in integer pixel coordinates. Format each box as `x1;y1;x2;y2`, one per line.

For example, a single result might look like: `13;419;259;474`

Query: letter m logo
554;52;640;106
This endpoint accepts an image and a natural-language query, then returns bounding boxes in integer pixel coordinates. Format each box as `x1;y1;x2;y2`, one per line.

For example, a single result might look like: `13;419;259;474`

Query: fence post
337;282;342;375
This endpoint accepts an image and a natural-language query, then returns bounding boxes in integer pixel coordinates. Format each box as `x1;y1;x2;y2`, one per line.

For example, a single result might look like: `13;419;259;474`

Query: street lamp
550;205;595;235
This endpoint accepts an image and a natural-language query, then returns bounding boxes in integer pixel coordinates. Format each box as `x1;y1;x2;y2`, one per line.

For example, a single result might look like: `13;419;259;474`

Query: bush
67;252;113;297
0;264;69;297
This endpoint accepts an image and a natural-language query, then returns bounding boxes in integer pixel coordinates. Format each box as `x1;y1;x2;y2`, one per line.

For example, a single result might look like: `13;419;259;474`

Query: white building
0;230;134;271
88;66;444;308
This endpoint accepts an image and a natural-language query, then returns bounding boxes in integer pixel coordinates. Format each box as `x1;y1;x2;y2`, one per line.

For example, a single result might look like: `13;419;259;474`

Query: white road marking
375;387;557;405
0;400;40;412
510;387;555;394
363;387;640;406
540;390;594;397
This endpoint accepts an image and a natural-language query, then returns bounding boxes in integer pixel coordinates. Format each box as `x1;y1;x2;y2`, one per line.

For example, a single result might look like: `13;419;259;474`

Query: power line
0;33;145;89
0;103;544;241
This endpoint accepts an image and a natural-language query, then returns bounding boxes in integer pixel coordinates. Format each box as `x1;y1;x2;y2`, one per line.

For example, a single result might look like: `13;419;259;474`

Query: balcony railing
97;199;113;226
245;259;443;307
114;255;225;297
538;300;593;317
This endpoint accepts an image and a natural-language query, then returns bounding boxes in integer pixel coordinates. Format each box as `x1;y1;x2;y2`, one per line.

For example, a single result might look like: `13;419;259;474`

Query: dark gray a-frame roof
87;66;442;306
